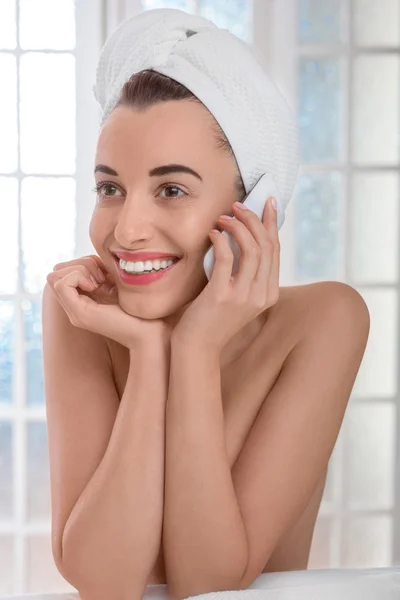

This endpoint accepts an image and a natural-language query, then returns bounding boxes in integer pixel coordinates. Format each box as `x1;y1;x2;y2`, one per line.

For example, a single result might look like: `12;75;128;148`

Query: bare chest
106;288;304;585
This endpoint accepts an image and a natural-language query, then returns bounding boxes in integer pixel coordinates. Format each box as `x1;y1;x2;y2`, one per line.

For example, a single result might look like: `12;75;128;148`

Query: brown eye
159;184;186;199
93;183;122;198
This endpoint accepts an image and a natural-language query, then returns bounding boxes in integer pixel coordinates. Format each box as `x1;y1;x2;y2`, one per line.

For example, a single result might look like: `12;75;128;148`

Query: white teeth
119;257;176;273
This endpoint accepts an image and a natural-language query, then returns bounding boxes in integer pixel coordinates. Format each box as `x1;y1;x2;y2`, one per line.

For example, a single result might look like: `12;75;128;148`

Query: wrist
128;330;171;355
171;333;221;360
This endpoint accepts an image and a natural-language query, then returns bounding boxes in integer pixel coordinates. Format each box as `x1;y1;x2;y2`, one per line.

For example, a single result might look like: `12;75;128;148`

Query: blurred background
0;0;399;595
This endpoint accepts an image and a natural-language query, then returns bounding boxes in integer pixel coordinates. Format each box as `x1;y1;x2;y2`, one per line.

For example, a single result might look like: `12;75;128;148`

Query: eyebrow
94;163;203;181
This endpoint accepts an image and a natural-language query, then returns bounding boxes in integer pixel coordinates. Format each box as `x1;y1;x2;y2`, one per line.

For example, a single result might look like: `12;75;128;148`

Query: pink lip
114;256;180;286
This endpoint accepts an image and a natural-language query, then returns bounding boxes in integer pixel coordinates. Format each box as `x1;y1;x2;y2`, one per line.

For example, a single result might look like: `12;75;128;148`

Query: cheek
89;209;108;249
180;213;214;250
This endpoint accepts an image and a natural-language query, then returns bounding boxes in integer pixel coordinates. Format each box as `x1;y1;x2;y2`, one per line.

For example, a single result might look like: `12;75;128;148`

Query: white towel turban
92;8;299;228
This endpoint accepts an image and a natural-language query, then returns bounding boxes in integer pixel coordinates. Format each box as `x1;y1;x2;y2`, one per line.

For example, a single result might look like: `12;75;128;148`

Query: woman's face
89;99;241;322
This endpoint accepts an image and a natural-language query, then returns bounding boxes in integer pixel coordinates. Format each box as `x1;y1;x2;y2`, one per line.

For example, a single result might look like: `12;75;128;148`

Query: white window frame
265;0;400;567
0;0;103;593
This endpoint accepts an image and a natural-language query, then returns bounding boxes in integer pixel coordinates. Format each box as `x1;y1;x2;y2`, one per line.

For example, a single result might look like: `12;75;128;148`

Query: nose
114;195;156;247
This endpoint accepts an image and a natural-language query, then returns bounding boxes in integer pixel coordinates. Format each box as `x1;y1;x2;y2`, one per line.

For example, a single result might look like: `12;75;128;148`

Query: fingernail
234;201;248;210
219;214;234;220
97;268;105;281
270;197;277;211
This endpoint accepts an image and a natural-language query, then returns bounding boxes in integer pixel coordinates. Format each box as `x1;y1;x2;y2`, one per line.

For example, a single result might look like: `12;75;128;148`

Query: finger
207;229;234;294
217;215;260;289
262;199;280;303
266;241;280;305
53;255;106;283
53;254;103;271
52;269;98;326
48;265;115;305
47;264;98;290
253;197;280;286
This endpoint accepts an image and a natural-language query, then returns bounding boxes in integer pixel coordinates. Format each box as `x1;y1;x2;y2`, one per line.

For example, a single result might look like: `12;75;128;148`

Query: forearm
61;337;170;600
163;340;248;599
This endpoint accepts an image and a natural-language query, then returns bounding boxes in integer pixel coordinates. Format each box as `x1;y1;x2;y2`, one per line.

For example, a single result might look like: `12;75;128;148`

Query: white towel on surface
1;567;400;600
92;8;299;228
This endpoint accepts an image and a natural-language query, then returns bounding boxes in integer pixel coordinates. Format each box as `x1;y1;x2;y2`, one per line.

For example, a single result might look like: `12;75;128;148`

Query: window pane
0;0;16;50
299;58;344;162
345;403;396;510
0;421;13;520
298;0;344;44
354;0;400;47
27;422;50;519
19;0;75;50
20;53;76;175
0;536;13;595
342;515;393;567
309;517;334;568
295;172;343;279
21;177;76;294
350;173;399;284
352;55;400;165
0;53;18;173
198;0;252;42
23;300;44;408
0;302;16;407
353;289;397;398
0;177;18;294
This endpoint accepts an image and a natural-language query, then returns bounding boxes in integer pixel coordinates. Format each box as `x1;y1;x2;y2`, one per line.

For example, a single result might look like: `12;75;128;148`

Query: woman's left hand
172;196;280;354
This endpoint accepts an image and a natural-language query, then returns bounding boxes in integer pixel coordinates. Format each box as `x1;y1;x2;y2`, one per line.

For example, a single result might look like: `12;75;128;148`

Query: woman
42;8;370;600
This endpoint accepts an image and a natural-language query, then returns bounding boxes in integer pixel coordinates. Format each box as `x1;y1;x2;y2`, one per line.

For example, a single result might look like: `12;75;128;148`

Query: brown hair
115;69;246;200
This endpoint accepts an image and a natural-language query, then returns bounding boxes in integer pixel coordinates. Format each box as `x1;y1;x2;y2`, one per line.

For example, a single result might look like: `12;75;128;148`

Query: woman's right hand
45;255;172;349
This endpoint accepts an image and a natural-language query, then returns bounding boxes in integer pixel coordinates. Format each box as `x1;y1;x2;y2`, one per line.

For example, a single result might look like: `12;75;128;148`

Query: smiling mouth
112;254;181;273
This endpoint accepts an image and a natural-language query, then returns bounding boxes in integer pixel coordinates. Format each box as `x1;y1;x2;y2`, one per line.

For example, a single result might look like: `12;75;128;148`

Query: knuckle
259;238;271;252
249;244;261;258
84;256;97;267
262;238;276;252
85;255;102;272
272;234;280;248
214;292;229;305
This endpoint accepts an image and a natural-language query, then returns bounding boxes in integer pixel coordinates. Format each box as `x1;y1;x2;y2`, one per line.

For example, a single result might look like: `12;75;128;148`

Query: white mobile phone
203;173;283;281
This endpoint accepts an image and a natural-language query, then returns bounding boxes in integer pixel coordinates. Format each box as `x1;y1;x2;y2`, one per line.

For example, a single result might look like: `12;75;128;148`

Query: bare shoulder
270;281;370;348
278;281;369;312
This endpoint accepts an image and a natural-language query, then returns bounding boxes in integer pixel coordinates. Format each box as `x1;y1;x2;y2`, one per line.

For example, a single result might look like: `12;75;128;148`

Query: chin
117;294;179;321
114;268;207;321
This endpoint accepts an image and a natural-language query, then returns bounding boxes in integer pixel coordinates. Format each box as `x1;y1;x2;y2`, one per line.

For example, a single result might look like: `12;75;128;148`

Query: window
271;0;399;568
0;0;102;593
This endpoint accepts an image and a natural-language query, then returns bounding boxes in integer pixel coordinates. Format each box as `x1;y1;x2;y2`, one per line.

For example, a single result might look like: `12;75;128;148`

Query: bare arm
163;340;248;600
60;337;170;600
162;283;370;600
